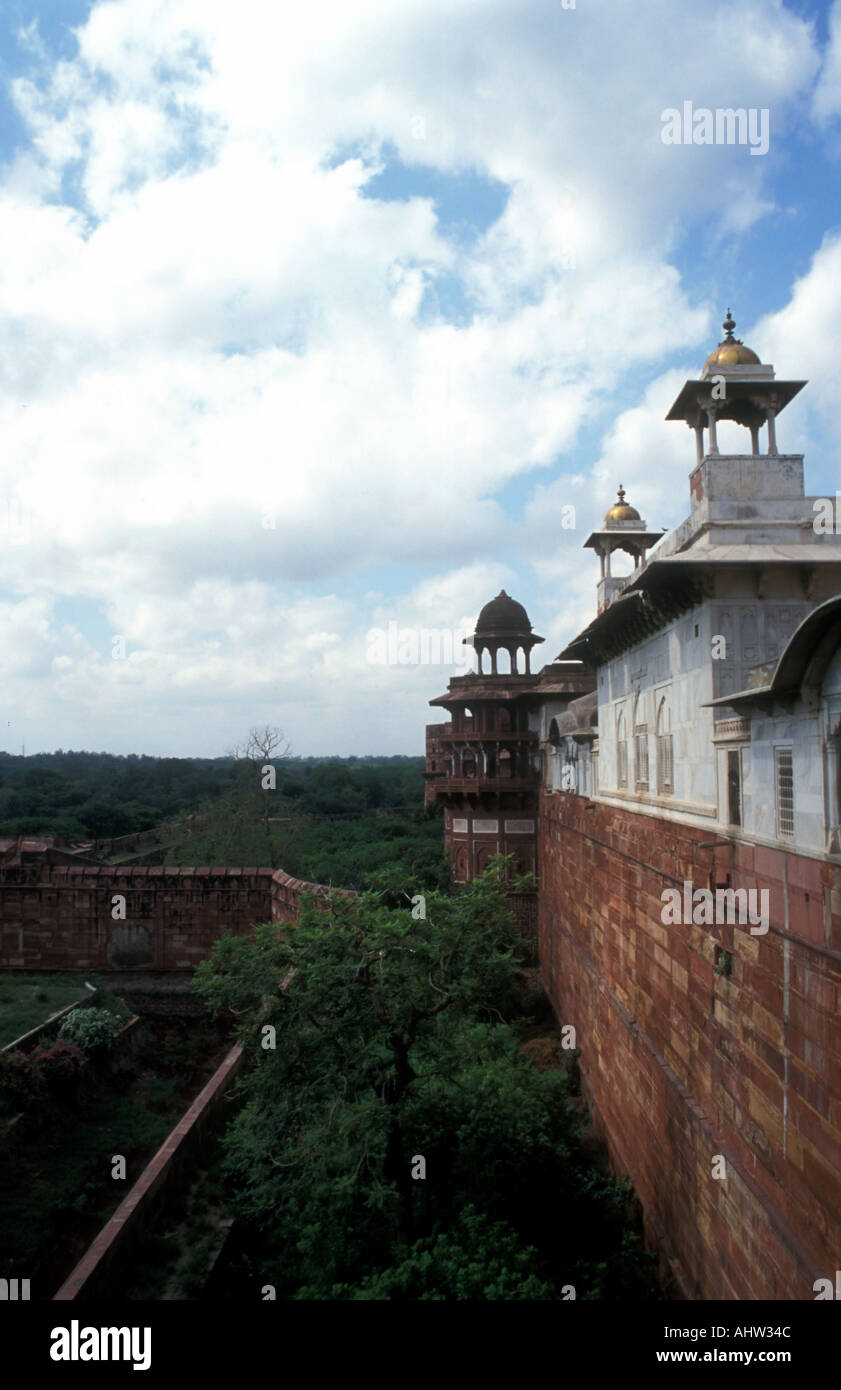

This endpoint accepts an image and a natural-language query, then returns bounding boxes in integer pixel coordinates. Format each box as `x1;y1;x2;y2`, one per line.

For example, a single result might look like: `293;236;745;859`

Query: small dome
604;485;641;523
475;590;532;634
704;309;761;369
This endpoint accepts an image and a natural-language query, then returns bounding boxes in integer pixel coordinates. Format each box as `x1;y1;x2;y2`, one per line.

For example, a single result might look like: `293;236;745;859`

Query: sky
0;0;840;757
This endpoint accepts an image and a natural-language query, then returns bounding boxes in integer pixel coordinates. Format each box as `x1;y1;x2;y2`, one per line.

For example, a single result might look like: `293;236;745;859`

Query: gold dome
604;485;641;523
704;309;760;369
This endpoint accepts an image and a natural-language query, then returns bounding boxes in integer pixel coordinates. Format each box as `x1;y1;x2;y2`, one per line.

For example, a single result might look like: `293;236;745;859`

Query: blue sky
0;0;840;756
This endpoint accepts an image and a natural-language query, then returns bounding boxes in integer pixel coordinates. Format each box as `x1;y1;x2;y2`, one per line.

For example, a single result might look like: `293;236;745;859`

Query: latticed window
657;734;673;792
727;748;742;827
616;711;627;788
634;727;649;788
655;695;672;794
775;747;794;838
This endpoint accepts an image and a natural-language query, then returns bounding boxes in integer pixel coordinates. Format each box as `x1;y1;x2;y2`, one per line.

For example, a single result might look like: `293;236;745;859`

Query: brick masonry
539;789;841;1300
0;865;338;972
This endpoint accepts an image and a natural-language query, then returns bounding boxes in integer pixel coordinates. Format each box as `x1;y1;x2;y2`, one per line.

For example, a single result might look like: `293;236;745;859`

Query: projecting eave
557;591;649;664
705;593;841;711
463;630;544;647
558;565;708;664
665;379;806;423
623;546;841;576
429;683;534;708
583;529;665;552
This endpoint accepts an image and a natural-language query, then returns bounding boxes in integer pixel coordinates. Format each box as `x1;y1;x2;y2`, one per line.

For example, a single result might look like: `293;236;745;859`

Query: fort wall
539;788;841;1300
0;865;338;972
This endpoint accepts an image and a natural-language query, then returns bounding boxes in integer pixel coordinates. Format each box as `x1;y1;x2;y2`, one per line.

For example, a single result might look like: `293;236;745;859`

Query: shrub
59;1007;124;1053
32;1039;86;1094
0;1049;44;1109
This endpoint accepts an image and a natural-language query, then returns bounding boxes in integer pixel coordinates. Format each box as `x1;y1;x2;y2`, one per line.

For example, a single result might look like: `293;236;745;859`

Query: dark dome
475;590;532;634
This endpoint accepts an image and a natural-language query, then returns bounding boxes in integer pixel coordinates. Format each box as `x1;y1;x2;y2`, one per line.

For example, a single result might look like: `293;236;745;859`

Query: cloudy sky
0;0;840;756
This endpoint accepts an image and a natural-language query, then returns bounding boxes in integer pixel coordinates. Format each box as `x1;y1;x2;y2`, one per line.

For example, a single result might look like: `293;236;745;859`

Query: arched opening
656;695;673;794
632;692;648;789
616;709;628;789
496;647;511;674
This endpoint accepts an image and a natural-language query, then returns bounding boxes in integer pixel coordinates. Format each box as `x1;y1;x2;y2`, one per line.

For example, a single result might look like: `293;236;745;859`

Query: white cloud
0;0;831;753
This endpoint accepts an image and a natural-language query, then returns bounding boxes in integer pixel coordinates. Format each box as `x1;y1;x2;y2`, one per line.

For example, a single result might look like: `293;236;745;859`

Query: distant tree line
0;751;426;842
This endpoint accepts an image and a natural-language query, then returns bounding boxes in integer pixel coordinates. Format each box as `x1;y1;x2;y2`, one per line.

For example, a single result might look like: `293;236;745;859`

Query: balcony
435;775;540;794
434;729;538;744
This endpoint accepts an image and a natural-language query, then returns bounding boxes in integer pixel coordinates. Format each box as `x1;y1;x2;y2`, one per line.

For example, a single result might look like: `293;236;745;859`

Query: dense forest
0;751;426;842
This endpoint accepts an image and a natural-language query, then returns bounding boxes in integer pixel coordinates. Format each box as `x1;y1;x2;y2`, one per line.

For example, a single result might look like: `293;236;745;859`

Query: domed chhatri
465;590;544;675
583;486;664;615
666;305;805;460
604;485;642;524
704;309;761;370
475;589;533;635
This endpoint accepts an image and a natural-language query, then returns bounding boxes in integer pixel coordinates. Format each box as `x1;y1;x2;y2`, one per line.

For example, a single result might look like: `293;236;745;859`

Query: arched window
616;710;628;789
633;693;648;790
656;696;673;794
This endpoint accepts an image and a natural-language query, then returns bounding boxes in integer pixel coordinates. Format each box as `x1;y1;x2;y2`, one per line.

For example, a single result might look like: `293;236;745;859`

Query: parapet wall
538;789;841;1301
0;864;341;972
54;1041;246;1301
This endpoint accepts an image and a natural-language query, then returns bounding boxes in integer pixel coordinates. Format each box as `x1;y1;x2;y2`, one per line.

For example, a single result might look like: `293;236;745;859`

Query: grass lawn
0;972;91;1047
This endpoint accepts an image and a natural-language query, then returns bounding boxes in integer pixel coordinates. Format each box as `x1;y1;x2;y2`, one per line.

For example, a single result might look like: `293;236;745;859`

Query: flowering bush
0;1049;44;1109
32;1039;86;1094
59;1007;124;1053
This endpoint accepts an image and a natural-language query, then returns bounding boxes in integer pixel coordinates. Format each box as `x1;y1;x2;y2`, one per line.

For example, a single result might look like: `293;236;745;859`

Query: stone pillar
766;407;778;456
749;423;760;455
705;404;719;455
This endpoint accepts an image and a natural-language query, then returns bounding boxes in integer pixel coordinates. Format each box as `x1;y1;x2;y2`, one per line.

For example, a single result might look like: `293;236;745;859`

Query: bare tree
228;726;292;831
245;726;291;765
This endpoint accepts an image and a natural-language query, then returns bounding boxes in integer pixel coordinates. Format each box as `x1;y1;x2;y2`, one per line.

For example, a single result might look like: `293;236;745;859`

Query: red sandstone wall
0;865;342;972
539;789;841;1301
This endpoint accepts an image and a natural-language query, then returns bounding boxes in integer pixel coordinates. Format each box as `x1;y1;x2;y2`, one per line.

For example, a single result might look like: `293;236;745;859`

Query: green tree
194;862;658;1300
194;864;527;1280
